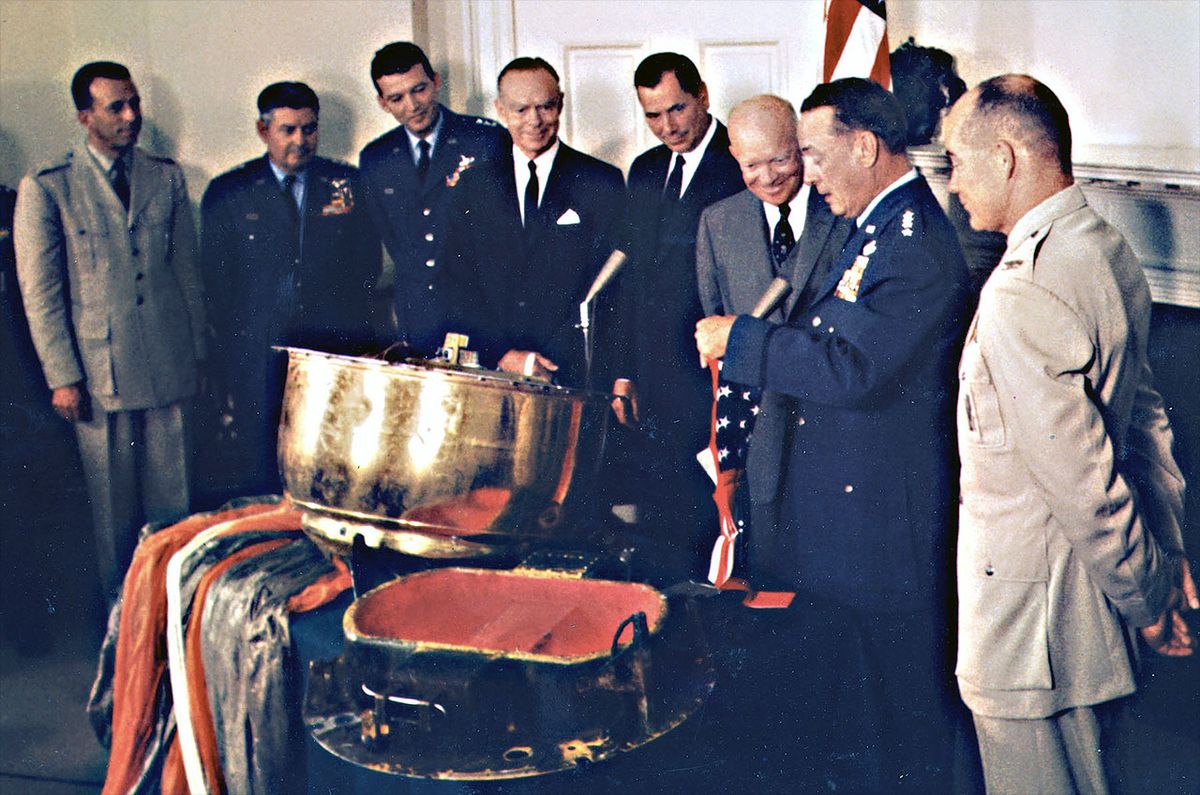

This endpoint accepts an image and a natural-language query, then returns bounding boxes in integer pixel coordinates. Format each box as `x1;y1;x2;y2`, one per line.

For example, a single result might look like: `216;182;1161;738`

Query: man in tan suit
15;61;206;605
944;74;1197;793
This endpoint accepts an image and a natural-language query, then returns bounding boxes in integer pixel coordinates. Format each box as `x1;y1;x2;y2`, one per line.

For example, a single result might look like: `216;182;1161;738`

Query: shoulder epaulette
473;117;499;127
146;153;177;165
35;151;73;177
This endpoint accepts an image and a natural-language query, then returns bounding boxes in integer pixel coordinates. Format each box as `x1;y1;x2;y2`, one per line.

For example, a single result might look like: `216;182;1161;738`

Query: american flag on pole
823;0;891;88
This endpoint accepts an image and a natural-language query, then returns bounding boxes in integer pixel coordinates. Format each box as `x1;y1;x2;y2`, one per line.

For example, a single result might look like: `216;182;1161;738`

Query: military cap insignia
901;208;915;237
835;239;875;302
321;178;355;215
446;154;476;187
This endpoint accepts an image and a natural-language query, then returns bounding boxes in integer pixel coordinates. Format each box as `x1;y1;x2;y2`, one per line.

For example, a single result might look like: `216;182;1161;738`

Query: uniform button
248;234;255;240
128;226;136;235
294;258;300;265
518;300;527;309
425;259;435;268
797;417;806;427
136;295;144;305
843;484;853;493
422;208;431;217
826;325;834;333
984;565;995;576
811;316;822;327
424;232;434;242
393;147;402;154
131;248;139;256
135;272;144;281
427;285;434;290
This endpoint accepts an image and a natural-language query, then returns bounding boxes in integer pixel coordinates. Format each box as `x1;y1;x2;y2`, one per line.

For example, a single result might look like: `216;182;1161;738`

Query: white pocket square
556;208;581;225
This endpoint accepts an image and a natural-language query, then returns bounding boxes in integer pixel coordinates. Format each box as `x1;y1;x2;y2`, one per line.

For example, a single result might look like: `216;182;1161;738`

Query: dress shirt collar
670;113;718;198
856;168;918;228
1005;183;1084;251
514;138;560;211
404;108;444;164
761;184;811;241
86;141;129;177
267;158;307;209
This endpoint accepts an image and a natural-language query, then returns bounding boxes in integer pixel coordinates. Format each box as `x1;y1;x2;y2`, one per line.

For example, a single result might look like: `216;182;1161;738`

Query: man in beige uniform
944;74;1196;793
15;61;205;605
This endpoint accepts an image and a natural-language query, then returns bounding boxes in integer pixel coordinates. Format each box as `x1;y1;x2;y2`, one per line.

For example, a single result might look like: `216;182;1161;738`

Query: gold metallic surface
277;348;611;556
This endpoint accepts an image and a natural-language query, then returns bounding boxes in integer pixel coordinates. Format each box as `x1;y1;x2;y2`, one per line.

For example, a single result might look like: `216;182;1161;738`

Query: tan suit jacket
956;185;1185;719
15;144;205;412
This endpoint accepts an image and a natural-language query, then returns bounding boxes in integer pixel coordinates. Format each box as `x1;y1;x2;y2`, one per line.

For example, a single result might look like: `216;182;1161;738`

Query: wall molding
910;145;1200;309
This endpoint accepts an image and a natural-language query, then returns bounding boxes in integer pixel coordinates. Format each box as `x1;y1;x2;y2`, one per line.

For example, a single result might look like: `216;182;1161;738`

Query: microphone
749;276;792;319
583;250;628;304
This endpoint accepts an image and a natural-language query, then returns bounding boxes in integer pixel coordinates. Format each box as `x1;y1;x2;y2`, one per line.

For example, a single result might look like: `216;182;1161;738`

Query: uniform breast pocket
959;343;1007;449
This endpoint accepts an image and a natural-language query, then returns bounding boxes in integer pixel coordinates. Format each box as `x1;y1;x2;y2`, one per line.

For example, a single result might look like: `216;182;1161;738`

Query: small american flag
705;360;760;587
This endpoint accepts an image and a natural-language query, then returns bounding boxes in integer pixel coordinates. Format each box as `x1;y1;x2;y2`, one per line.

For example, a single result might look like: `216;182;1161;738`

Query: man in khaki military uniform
15;61;206;605
944;74;1197;793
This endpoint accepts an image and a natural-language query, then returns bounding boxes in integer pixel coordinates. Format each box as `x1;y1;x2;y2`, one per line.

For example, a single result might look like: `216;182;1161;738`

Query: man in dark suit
696;78;970;791
696;94;853;572
440;57;625;387
202;81;380;494
608;52;743;551
358;42;507;353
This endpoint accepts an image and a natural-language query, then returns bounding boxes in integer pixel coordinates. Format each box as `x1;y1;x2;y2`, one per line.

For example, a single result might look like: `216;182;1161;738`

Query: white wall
0;0;415;194
1;0;1197;195
889;0;1200;156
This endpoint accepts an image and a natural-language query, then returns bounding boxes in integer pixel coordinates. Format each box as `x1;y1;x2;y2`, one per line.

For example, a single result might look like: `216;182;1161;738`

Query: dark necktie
281;174;299;216
416;140;431;184
523;160;539;230
663;153;684;202
111;158;130;211
772;202;795;274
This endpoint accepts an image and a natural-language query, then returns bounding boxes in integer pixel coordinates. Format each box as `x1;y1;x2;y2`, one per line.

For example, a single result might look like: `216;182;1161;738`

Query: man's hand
1140;607;1194;657
497;349;559;381
611;378;638;427
1140;558;1198;657
51;382;89;422
695;315;737;365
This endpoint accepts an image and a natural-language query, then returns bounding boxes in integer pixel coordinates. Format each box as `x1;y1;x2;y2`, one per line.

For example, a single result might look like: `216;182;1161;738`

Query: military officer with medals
695;77;970;791
201;81;380;496
358;41;507;353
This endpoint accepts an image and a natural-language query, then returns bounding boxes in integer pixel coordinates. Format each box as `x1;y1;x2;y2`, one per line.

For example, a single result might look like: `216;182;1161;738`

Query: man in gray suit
15;61;206;605
945;74;1196;792
695;94;851;563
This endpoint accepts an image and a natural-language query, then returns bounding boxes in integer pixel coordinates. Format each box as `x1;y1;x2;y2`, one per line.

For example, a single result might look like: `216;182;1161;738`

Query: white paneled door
432;0;828;171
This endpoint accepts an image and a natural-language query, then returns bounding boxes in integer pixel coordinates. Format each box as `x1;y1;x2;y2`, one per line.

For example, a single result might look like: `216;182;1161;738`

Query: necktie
663;153;684;202
416;140;431;184
111;158;130;211
772;202;795;274
281;174;299;215
523;160;539;230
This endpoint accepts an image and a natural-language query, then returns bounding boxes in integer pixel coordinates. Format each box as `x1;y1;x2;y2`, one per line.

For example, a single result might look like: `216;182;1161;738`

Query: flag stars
751;405;760;415
742;390;752;400
718;447;730;461
717;385;732;399
717;416;730;430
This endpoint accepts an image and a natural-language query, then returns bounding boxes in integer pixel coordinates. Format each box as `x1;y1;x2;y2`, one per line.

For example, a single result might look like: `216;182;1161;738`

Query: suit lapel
783;190;838;317
72;144;123;232
425;106;459;197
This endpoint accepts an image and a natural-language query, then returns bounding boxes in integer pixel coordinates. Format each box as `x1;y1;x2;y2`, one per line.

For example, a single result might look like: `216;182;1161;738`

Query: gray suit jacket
956;185;1185;719
696;187;851;504
15;144;205;412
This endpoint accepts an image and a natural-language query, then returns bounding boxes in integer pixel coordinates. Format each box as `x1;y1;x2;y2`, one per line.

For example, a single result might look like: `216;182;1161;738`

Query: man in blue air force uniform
201;81;380;495
358;41;507;353
696;77;970;792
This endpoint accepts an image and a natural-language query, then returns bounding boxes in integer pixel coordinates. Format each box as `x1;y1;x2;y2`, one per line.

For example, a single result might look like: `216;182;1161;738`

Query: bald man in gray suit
696;95;851;561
